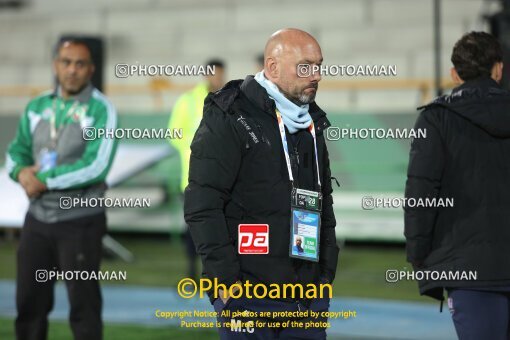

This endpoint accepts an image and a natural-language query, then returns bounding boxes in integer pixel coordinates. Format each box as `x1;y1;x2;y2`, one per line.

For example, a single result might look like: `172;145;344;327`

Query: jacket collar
240;75;328;124
209;76;331;134
452;76;501;96
53;82;94;103
419;76;504;109
240;75;276;116
417;76;510;138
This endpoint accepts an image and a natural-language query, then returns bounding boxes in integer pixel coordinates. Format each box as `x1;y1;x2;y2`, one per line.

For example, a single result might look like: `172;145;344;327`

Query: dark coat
405;77;510;300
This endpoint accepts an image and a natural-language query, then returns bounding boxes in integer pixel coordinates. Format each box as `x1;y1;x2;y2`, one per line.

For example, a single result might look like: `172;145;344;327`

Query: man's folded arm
184;101;243;286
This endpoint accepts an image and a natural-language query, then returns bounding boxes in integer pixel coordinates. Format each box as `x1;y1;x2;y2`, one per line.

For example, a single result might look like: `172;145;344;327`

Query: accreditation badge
289;188;322;262
38;147;58;172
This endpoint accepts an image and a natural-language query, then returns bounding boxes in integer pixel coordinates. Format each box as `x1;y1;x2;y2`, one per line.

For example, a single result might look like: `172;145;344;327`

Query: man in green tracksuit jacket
6;38;117;340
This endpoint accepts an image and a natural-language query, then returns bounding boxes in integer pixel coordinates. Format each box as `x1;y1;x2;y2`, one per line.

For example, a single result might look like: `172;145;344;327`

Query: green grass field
0;236;430;339
0;237;426;300
0;317;217;340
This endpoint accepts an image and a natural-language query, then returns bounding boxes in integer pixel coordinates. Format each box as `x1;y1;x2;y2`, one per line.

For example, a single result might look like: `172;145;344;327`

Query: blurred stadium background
0;0;506;339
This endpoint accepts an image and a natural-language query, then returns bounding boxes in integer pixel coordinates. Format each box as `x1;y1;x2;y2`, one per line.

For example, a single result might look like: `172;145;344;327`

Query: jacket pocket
225;199;245;241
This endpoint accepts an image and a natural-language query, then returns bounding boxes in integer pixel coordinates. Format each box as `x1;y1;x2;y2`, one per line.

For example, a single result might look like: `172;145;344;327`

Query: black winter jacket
404;77;510;300
184;76;339;301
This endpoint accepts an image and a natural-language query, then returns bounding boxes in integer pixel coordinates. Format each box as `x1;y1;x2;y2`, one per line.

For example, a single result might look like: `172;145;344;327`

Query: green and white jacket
6;83;118;223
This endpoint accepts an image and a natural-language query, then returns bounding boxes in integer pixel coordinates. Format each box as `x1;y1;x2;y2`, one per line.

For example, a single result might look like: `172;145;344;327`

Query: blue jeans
448;288;510;340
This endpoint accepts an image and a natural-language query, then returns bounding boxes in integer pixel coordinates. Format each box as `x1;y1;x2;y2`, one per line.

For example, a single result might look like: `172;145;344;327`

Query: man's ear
265;56;279;80
450;67;463;85
491;62;503;83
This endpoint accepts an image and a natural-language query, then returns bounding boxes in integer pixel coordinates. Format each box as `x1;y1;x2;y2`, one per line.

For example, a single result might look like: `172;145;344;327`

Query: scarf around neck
254;71;312;134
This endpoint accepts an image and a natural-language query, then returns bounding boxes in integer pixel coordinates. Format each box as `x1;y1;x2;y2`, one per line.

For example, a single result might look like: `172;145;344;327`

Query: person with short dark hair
450;31;503;81
7;39;118;340
404;31;510;339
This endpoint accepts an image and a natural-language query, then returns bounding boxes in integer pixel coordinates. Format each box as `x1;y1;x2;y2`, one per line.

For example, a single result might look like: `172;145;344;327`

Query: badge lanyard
275;109;321;189
275;109;323;262
50;98;79;147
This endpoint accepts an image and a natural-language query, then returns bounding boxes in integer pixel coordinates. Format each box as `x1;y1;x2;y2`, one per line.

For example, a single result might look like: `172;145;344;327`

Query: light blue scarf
254;71;312;134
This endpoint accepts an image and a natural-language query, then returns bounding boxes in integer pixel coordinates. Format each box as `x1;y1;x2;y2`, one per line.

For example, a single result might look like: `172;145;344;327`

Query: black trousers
15;212;106;340
213;296;330;339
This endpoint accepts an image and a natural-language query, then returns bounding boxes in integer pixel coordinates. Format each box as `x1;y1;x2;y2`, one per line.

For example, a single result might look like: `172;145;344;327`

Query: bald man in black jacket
185;29;338;339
